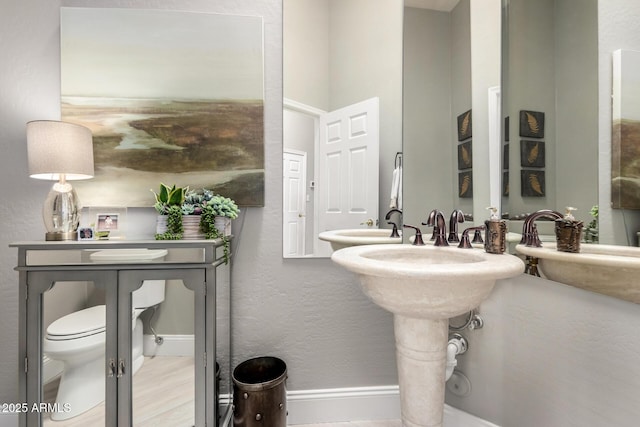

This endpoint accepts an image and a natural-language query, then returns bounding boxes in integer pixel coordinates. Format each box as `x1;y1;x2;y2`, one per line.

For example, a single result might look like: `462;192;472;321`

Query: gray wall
504;0;598;224
0;0;399;405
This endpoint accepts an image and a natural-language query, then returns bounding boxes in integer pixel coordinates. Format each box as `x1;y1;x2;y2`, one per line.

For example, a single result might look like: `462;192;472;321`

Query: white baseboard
286;386;401;424
286;386;500;426
143;334;194;357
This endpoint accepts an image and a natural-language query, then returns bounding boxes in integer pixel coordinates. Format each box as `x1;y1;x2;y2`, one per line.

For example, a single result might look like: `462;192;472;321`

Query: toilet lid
47;305;106;339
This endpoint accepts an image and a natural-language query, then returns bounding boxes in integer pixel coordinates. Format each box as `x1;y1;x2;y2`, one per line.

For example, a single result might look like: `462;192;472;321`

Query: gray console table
10;239;231;427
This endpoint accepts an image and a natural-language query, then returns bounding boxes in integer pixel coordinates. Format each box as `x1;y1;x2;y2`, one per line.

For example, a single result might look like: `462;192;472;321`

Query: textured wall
446;274;640;427
0;0;398;405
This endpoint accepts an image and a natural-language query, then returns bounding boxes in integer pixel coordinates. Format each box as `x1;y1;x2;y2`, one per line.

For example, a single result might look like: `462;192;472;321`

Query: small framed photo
81;207;127;240
78;227;94;240
96;213;119;232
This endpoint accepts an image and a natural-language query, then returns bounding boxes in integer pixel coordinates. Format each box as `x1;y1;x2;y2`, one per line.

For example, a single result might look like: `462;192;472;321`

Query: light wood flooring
43;356;195;427
42;357;401;427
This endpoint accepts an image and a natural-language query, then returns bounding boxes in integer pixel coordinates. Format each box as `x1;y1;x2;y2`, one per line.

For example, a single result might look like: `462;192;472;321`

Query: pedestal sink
331;244;524;427
319;228;402;251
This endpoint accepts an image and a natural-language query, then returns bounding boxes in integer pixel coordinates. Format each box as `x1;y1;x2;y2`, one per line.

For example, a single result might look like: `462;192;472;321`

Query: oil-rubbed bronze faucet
520;209;563;247
423;209;449;246
458;225;485;249
448;209;465;243
403;224;425;245
385;209;403;238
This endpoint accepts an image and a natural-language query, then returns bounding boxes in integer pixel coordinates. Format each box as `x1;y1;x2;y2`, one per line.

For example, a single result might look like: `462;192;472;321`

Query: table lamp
26;120;94;241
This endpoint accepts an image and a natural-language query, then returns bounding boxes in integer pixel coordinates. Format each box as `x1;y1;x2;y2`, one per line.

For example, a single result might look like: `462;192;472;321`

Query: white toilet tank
90;249;168;309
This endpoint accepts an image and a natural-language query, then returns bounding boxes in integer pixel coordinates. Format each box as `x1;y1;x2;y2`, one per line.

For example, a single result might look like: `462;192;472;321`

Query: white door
317;97;380;257
283;149;307;257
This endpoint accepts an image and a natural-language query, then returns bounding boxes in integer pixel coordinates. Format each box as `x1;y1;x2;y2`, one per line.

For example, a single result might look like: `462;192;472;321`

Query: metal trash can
232;356;287;427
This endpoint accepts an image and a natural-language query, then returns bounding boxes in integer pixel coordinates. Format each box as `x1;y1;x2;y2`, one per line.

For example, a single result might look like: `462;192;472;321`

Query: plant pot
215;216;232;237
156;215;168;234
156;215;206;239
182;215;206;240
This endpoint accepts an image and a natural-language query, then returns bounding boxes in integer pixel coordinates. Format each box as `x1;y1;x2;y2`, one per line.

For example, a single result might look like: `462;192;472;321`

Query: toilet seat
46;305;105;341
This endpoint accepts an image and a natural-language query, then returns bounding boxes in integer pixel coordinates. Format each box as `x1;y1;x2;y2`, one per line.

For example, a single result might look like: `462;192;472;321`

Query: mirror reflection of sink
331;244;524;426
515;243;640;303
318;228;401;251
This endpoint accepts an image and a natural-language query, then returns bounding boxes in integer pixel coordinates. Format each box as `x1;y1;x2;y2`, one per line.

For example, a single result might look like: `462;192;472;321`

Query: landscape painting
612;49;640;209
60;7;264;207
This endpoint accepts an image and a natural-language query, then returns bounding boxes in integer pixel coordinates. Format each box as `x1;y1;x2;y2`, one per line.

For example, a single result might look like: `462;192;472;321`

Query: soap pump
484;207;507;254
555;207;583;253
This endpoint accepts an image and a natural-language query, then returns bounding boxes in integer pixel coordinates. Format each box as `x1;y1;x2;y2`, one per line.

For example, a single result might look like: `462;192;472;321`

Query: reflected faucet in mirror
520;209;563;247
448;209;465;243
458;225;485;249
385;208;403;238
424;209;449;247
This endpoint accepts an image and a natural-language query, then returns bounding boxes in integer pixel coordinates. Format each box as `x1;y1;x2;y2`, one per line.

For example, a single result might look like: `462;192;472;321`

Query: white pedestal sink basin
332;244;524;427
516;243;640;303
319;228;402;251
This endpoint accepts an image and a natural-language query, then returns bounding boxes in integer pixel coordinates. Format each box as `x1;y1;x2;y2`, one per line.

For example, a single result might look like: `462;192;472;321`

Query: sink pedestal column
394;315;449;427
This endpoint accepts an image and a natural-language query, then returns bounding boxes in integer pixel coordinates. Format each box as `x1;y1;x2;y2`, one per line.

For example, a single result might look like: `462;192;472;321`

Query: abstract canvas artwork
61;8;265;207
612;49;640;209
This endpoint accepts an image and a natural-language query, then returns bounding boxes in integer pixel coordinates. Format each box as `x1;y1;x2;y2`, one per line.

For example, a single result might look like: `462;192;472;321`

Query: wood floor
43;356;195;427
42;356;401;427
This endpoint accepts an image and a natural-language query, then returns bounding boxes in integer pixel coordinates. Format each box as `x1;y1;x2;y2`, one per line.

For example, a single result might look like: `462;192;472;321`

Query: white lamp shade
27;120;94;180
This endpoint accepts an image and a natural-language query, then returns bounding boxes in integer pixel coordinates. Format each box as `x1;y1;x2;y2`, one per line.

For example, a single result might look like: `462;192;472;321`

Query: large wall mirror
503;0;640;247
283;0;403;258
283;0;501;258
502;0;599;240
402;0;501;235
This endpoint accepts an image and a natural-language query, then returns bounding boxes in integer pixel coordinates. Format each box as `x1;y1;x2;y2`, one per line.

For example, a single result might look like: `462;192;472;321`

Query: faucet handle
387;221;400;238
458;225;485;249
472;228;484;244
403;225;425;245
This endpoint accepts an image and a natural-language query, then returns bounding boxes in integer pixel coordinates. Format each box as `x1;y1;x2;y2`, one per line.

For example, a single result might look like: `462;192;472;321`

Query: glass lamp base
45;231;78;241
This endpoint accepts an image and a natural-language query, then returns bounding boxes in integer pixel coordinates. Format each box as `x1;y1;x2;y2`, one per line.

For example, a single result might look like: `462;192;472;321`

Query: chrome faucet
423;209;449;246
448;209;465;243
385;209;403;238
520;209;563;247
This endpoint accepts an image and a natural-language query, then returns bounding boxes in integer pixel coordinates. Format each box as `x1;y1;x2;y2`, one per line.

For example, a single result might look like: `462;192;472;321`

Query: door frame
284;98;326;256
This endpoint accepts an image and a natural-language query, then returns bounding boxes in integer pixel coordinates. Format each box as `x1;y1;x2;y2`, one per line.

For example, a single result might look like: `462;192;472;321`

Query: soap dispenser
555;207;583;253
484;207;507;254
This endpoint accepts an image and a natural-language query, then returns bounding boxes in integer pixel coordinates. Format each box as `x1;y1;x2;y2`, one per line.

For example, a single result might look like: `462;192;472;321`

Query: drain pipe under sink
446;333;468;381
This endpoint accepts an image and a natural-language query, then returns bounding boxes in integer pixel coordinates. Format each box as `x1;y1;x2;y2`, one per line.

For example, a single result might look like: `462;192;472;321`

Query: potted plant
152;184;238;263
152;183;187;240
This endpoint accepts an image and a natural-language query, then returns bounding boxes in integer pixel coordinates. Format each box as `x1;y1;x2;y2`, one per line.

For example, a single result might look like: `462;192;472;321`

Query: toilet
43;249;168;421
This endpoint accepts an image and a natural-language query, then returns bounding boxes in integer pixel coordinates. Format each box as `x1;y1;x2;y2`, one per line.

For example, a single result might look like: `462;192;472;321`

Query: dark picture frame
519;110;545;138
521;169;546;197
520;140;545;168
457;140;472;170
458;171;473;198
457;109;472;141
